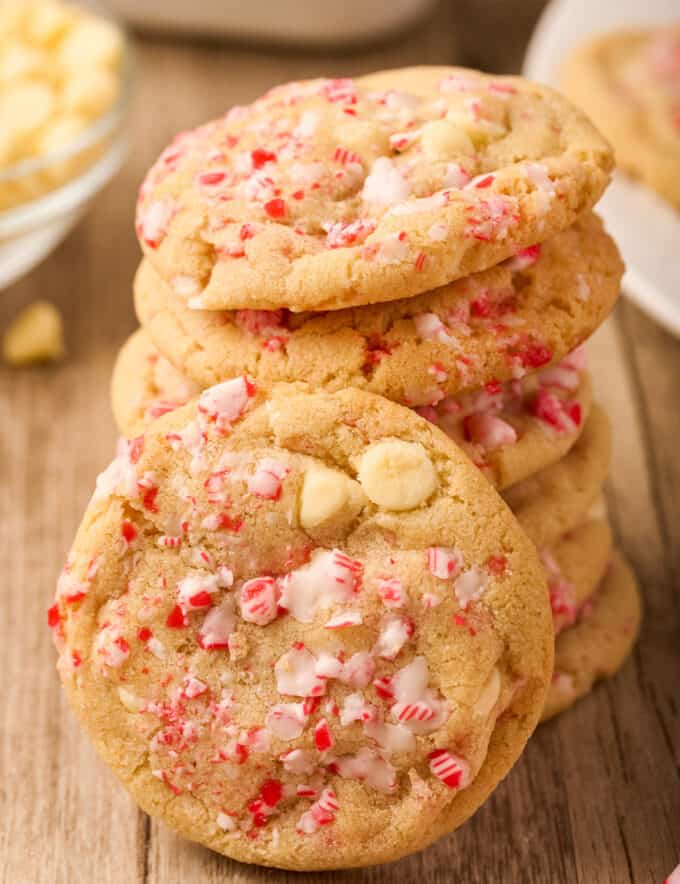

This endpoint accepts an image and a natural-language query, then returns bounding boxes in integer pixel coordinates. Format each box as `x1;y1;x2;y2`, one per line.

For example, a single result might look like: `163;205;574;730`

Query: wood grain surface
1;4;678;882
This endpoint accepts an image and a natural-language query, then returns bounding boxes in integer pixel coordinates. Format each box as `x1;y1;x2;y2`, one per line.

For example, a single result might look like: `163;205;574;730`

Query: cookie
134;213;622;408
136;66;613;312
543;552;641;721
540;517;612;635
421;362;591;490
110;327;200;437
563;27;680;208
112;327;591;490
50;381;552;870
503;404;611;548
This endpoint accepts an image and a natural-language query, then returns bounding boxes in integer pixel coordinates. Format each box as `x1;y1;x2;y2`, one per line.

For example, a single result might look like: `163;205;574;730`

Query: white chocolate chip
299;464;365;530
3;300;65;366
37;115;86;155
357;440;437;511
472;668;501;718
58;17;122;70
117;687;143;712
26;2;76;46
0;81;54;140
62;67;119;117
421;119;475;160
0;42;47;82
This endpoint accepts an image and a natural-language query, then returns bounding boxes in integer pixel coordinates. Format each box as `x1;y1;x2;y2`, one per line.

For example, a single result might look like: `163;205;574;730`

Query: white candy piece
198;598;235;649
363;720;415;754
198;376;253;426
266;703;308;740
454;568;487;609
278;549;362;623
361;156;410;205
279;748;315;774
357;440;437;511
275;646;325;697
332;748;397;793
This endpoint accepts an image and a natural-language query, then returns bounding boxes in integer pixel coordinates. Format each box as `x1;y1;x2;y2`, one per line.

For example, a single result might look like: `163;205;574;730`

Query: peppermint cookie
540;517;612;636
503;405;611;549
563;27;680;208
136;66;614;312
543;552;641;721
50;382;552;870
135;212;622;408
418;355;591;490
112;328;591;490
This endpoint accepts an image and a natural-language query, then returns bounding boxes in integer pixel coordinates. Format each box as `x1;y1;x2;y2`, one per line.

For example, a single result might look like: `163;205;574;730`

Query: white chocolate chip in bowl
57;16;123;70
298;464;366;534
0;1;132;289
0;81;55;142
62;67;120;118
357;439;437;511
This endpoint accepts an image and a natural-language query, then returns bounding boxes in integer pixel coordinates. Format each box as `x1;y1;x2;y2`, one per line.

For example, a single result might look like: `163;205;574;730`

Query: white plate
524;0;680;336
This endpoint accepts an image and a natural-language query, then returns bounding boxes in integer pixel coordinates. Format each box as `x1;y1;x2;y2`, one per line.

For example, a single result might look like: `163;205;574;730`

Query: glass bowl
0;8;134;291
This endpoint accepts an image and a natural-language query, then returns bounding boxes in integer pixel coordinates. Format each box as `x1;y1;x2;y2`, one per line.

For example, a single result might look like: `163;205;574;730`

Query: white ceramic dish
524;0;680;336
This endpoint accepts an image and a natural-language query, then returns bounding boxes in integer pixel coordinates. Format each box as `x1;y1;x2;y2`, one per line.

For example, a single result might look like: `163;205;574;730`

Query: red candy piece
314;718;334;752
532;389;581;432
428;748;469;789
121;520;138;544
264;198;286;218
260;779;283;807
166;604;187;628
47;603;61;628
518;342;552;369
486;555;507;576
251;149;277;169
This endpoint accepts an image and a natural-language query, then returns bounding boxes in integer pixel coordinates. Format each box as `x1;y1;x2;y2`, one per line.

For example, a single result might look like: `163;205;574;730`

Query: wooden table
1;5;678;882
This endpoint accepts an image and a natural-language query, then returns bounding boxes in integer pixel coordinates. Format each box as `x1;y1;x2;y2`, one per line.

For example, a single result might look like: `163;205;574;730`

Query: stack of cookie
117;66;640;720
53;67;641;869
